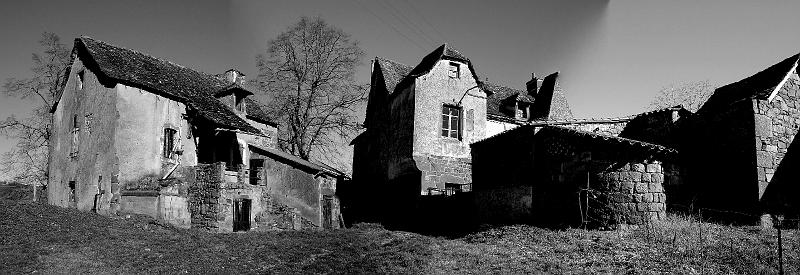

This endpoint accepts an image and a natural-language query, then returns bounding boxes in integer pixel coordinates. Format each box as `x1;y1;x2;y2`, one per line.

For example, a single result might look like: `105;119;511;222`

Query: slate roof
395;44;485;94
245;98;277;126
700;53;800;113
375;57;413;94
248;144;331;175
537;125;678;158
60;36;262;135
483;81;533;117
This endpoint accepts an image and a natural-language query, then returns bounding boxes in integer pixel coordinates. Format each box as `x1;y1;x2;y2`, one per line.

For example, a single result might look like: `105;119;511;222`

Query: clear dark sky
2;0;800;172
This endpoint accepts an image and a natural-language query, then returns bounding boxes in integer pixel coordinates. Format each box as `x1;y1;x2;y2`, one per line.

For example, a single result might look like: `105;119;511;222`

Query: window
68;181;76;203
77;70;85;90
441;105;462;139
249;159;265;185
70;115;79;159
448;62;460;79
163;128;177;158
519;104;530;120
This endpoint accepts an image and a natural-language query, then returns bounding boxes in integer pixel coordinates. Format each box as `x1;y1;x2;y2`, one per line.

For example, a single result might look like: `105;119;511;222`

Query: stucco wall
413;59;487;158
251;151;322;226
485;118;520;137
114;85;198;185
412;60;487;193
48;58;120;213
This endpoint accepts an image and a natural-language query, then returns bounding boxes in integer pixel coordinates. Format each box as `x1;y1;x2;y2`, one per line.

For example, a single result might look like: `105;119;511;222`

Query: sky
1;0;800;177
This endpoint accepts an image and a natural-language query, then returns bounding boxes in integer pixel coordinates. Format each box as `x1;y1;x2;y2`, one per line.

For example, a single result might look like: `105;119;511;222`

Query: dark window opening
235;94;245;112
70;115;79;159
519;104;529;120
249;159;265;185
441;105;462;140
68;181;76;203
163;128;177;158
448;62;460;79
444;182;471;196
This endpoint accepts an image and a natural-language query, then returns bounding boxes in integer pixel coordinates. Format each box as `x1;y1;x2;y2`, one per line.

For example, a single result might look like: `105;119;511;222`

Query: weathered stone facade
592;161;667;225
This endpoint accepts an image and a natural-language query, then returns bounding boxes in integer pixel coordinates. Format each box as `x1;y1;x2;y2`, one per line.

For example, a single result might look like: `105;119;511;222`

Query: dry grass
1;196;797;274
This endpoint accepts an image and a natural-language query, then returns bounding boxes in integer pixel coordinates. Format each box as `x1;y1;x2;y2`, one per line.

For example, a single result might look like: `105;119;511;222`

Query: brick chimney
525;72;539;96
224;69;246;85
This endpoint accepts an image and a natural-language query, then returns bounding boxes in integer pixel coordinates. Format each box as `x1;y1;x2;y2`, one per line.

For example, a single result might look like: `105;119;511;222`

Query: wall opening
233;198;252;232
68;181;76;206
249;159;265;185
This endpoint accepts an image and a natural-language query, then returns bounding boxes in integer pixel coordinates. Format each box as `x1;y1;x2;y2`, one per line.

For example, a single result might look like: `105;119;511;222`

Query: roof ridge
79;36;232;87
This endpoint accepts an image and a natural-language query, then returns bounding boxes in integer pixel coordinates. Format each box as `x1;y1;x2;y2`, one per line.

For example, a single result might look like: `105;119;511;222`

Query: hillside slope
1;199;797;274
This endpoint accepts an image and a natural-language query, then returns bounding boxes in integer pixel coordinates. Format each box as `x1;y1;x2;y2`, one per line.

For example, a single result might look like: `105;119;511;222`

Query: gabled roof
57;36;262;135
248;144;344;178
394;44;485;94
374;57;413;94
700;53;800;113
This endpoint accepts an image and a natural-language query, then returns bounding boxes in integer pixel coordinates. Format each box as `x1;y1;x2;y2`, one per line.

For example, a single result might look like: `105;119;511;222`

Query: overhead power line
349;0;428;51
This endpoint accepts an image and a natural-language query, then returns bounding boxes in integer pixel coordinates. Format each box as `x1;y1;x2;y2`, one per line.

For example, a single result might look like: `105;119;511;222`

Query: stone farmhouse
48;37;346;232
350;43;800;229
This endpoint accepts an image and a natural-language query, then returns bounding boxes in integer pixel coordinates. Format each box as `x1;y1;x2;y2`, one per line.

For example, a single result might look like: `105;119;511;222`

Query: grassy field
1;198;798;274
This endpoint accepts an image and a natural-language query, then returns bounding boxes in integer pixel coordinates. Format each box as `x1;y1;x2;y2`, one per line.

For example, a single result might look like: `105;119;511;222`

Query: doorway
233;198;252;232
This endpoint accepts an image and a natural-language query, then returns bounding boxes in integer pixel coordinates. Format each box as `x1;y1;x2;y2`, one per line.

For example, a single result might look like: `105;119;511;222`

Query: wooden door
233;198;251;232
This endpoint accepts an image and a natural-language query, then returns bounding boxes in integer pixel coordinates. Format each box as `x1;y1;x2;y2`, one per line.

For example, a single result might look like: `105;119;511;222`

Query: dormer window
448;62;460;79
519;104;530;120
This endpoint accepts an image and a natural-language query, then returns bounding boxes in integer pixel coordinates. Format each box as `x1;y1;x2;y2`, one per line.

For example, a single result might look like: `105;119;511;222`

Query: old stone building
349;44;572;225
48;36;345;232
685;53;800;223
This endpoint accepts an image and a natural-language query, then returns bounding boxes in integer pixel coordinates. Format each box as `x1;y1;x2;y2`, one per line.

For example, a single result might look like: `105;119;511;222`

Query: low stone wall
593;161;666;226
414;153;471;194
187;163;223;231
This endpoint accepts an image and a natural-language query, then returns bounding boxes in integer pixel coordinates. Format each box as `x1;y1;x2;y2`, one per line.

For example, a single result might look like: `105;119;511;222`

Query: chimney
525;72;538;96
224;69;246;85
530;72;559;120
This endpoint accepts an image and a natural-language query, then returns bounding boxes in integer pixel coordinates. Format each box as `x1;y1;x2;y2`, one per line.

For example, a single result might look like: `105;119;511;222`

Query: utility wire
349;0;428;51
401;0;449;43
380;0;439;47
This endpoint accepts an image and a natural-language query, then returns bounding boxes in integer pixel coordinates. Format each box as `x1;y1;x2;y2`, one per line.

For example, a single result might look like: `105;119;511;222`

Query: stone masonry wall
414;153;471;194
187;163;223;230
593;161;666;225
753;71;800;199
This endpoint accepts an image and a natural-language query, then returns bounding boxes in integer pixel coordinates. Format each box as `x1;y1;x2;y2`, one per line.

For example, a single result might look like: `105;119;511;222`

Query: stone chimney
525;72;539;96
530;72;559;120
224;69;246;85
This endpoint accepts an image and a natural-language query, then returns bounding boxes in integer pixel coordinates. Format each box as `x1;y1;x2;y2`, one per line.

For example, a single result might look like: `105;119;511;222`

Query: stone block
756;151;775;167
632;163;645;172
641;173;651;183
633;194;643;203
645;164;659;173
650;173;664;183
622;182;635;194
643;193;653;203
635;182;649;193
637;203;649;212
754;114;772;136
630;172;642;182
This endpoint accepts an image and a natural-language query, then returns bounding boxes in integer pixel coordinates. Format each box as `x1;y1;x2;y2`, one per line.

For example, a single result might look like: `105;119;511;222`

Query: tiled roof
67;36;262;135
375;57;413;94
483;81;533;117
400;44;484;93
248;144;326;173
443;45;469;62
537;125;678;157
700;53;800;113
245;98;277;126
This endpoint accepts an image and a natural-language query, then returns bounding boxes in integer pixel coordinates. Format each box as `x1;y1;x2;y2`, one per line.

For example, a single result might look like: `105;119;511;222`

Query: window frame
448;62;460;79
163;128;178;159
70;115;79;159
441;105;463;140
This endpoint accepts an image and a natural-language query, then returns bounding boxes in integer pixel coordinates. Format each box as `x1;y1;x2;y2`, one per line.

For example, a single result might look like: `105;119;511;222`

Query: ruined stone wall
753;71;800;200
48;57;120;214
188;163;223;230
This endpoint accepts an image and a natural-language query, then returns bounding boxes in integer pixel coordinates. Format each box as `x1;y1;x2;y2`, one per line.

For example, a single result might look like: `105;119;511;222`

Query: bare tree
648;80;717;112
1;32;71;187
254;17;366;168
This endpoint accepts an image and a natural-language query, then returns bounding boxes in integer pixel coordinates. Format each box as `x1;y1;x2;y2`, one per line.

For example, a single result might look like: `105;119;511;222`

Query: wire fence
575;186;799;274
